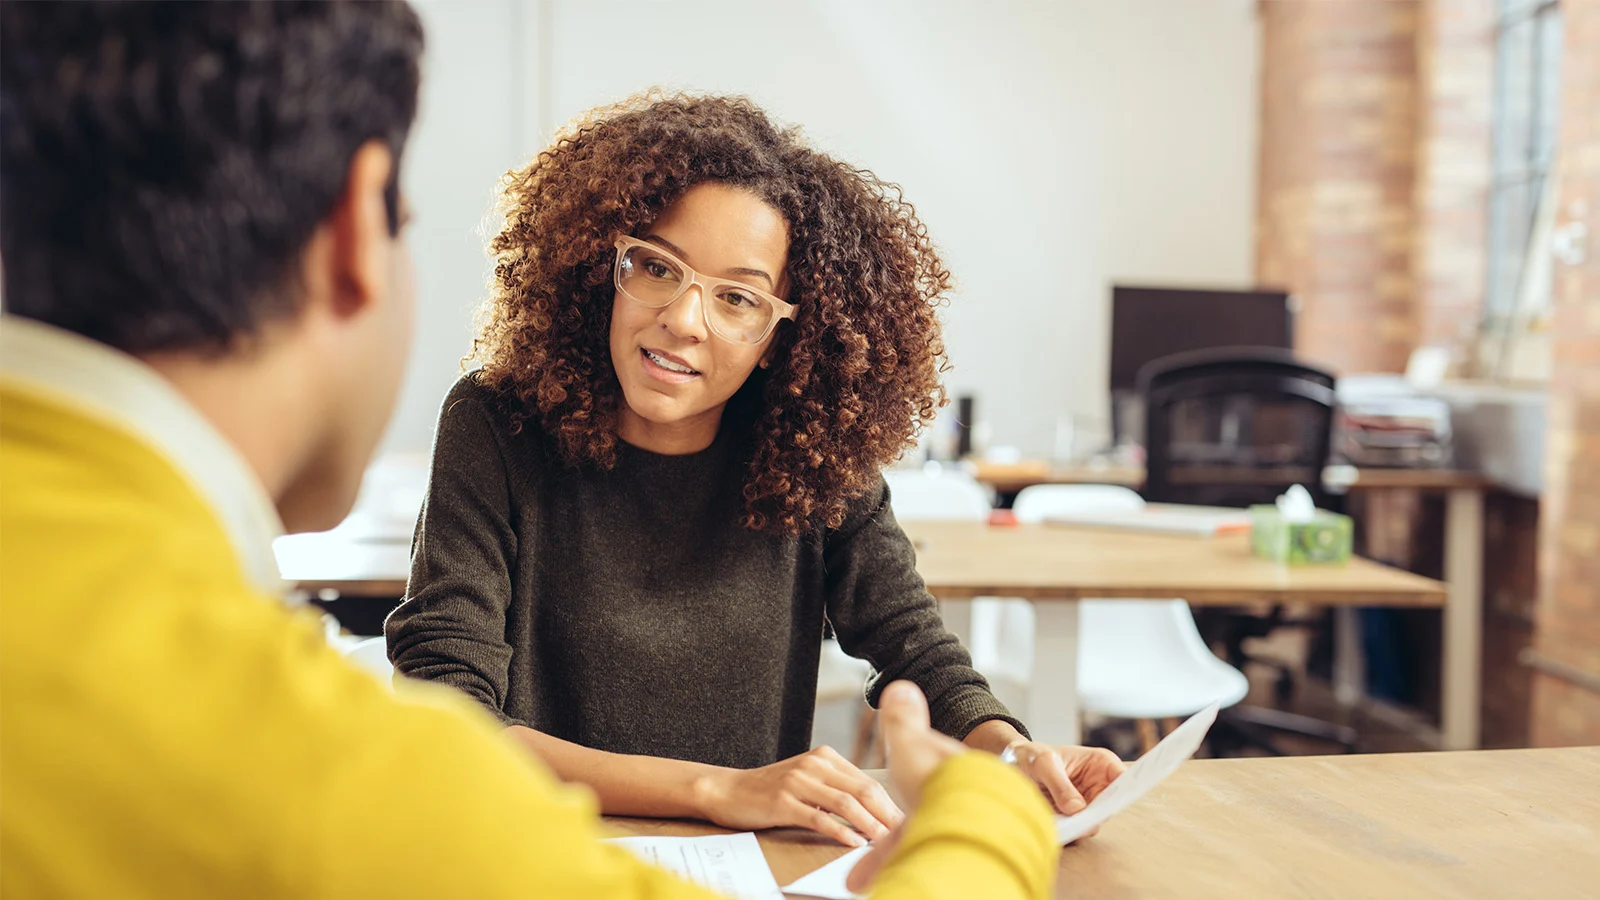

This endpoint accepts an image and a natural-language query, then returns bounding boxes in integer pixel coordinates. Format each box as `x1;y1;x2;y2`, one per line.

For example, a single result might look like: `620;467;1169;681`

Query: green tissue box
1249;506;1354;564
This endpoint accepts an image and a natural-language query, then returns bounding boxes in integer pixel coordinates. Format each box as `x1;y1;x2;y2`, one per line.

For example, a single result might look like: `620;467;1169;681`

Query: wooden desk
968;461;1490;752
279;522;1446;746
902;522;1443;607
605;747;1600;899
966;461;1489;496
901;522;1445;746
275;532;411;598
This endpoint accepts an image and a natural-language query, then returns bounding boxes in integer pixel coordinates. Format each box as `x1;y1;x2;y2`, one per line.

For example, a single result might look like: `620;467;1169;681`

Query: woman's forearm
503;724;726;819
962;718;1027;754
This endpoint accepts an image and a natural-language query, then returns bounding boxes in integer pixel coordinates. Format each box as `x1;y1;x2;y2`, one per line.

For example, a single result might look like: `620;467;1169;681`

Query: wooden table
605;747;1600;899
968;461;1490;751
901;522;1445;745
281;523;1445;747
966;460;1489;497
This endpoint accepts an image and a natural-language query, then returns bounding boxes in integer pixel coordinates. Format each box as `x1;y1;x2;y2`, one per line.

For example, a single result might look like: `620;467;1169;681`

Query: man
0;3;1059;898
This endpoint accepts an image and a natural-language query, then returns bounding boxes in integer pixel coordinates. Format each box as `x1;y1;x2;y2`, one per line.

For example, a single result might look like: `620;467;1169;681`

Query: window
1485;0;1563;332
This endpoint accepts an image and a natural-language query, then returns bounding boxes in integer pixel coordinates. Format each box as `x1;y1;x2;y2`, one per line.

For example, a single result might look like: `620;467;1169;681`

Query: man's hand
845;681;966;892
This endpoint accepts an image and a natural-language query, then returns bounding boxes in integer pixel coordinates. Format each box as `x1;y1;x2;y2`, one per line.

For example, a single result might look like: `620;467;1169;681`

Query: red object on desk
988;509;1018;527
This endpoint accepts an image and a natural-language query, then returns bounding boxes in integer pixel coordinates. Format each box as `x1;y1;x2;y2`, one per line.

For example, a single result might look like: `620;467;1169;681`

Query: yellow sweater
0;374;1057;898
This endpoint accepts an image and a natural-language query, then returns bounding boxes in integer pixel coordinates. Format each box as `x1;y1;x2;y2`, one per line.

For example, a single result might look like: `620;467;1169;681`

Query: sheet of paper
780;845;870;900
605;832;783;900
780;705;1217;896
1055;702;1219;844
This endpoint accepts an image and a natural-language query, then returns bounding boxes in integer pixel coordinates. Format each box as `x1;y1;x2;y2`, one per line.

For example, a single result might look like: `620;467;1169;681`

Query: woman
387;93;1123;846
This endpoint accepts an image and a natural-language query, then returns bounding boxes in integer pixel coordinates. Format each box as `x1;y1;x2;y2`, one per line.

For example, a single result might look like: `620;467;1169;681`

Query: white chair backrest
882;469;991;521
1075;597;1249;717
1081;595;1216;666
1012;484;1145;523
344;636;396;686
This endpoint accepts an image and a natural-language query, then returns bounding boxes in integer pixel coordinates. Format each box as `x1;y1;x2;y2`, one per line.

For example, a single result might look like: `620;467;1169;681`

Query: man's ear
325;141;397;320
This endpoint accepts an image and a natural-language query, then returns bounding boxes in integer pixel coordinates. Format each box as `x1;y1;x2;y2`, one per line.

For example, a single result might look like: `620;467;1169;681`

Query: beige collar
1;316;289;596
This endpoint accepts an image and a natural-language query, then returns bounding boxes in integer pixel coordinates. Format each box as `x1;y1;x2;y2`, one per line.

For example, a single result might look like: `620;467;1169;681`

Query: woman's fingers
1020;745;1087;815
786;797;868;848
842;774;904;833
1066;747;1128;803
806;781;892;842
811;754;904;831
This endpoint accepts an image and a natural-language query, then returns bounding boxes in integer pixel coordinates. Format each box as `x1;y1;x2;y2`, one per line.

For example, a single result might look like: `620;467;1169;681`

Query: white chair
1012;485;1249;747
881;466;993;521
343;635;396;687
1076;599;1249;720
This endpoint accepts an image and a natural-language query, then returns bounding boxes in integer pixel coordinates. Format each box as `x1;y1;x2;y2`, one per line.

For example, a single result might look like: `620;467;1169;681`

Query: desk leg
1333;607;1366;708
1027;600;1081;745
1442;487;1485;751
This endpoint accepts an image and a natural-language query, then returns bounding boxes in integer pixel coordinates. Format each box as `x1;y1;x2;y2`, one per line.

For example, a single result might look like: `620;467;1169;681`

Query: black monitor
1108;285;1295;444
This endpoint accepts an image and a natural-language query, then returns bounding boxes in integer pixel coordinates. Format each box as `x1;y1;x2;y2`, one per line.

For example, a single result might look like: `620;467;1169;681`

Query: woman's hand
1005;740;1126;823
692;745;904;847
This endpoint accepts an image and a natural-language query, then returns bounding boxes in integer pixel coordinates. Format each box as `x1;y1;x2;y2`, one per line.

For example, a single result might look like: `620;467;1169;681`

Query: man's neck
139;346;319;527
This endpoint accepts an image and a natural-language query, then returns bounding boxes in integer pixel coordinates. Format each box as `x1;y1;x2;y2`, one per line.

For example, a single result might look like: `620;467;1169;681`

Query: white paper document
605;832;783;900
1055;702;1218;844
780;844;870;899
782;706;1215;897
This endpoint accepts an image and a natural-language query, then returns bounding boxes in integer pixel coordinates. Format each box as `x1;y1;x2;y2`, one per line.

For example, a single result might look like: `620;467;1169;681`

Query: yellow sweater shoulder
1;384;1057;899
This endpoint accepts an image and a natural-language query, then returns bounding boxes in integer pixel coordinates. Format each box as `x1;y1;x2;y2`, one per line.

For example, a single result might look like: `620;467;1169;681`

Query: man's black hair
0;0;424;354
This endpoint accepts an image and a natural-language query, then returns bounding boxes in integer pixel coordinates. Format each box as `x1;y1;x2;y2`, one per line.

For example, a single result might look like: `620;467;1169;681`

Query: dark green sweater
385;375;1023;769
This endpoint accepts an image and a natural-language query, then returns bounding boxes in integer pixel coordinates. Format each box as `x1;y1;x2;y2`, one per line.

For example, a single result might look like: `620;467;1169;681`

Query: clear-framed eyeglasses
612;235;795;344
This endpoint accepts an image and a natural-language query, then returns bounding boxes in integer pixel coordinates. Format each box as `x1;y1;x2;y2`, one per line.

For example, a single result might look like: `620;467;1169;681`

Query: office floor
1233;666;1432;755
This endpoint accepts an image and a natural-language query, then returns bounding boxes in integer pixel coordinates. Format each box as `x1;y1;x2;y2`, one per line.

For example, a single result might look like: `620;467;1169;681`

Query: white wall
382;0;539;456
385;0;1259;458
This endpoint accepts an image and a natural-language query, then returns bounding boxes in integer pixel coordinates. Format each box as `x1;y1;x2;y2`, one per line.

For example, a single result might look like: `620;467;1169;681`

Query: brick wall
1257;0;1492;375
1413;0;1495;366
1530;0;1600;748
1257;1;1541;747
1257;0;1421;374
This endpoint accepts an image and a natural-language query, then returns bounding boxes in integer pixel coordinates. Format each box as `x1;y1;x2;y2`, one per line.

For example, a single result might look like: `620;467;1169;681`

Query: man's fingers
846;828;904;893
878;680;931;739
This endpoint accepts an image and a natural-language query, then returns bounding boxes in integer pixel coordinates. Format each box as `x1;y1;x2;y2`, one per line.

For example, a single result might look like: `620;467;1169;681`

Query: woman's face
609;182;790;450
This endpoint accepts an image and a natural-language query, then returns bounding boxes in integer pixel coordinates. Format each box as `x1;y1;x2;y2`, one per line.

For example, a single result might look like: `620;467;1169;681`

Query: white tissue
1275;484;1317;523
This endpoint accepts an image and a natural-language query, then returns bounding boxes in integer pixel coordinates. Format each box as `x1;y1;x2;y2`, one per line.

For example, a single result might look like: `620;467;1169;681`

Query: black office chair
1139;348;1359;755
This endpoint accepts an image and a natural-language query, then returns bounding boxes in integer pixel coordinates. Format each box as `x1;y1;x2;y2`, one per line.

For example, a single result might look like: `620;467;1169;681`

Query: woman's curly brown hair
472;92;952;536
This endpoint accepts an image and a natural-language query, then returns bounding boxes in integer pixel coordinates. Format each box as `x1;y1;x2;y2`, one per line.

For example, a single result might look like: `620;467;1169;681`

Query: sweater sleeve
822;477;1029;740
384;377;521;725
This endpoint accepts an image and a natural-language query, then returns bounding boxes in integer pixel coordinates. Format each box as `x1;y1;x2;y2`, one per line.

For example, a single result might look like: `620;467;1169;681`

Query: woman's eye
643;260;674;280
721;290;759;310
